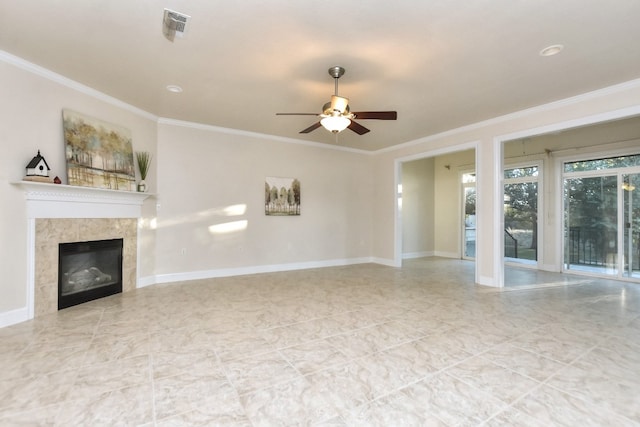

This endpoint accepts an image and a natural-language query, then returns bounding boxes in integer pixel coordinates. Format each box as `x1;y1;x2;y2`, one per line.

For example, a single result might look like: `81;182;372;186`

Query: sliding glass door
564;175;618;274
563;154;640;280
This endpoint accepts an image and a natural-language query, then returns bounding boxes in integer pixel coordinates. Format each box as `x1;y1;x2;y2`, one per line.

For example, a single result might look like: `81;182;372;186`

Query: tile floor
1;258;639;426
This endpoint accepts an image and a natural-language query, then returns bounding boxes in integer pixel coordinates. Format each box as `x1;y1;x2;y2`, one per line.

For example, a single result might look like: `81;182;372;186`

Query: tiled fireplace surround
34;218;136;316
19;182;150;319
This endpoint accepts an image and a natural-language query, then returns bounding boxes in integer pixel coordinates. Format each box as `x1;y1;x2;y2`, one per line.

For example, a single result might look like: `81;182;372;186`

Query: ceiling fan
276;66;397;135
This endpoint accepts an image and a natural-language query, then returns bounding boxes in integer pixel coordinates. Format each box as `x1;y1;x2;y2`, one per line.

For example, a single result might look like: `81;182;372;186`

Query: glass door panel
623;173;640;278
564;175;618;274
504;182;538;261
464;187;476;258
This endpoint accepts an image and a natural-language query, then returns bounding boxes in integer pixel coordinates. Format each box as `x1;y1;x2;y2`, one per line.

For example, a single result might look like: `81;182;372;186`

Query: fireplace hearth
58;238;123;310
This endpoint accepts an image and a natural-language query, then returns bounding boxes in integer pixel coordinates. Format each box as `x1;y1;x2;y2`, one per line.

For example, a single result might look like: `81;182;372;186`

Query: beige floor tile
401;372;507;426
403;332;474;370
69;354;151;399
445;355;540;404
240;376;340;426
483;406;549;427
279;339;351;375
545;362;640;422
154;371;239;421
1;258;639;425
305;360;377;416
223;350;302;395
512;384;638;426
480;342;567;382
56;382;154;425
0;369;76;413
357;344;437;397
344;391;441;426
151;347;221;380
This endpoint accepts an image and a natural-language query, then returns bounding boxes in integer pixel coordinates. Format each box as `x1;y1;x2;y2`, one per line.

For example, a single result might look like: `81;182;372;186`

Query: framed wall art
265;176;300;216
62;110;135;191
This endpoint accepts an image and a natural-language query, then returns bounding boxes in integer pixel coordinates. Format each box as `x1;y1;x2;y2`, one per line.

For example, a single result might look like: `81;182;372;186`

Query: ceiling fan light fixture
276;66;396;136
622;182;636;191
330;95;349;114
321;115;351;133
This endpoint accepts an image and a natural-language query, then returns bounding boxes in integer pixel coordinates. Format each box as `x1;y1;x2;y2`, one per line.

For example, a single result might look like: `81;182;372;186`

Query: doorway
397;147;476;267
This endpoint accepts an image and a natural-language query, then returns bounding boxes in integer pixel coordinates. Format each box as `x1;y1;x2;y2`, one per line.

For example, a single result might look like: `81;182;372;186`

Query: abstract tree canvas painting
265;176;301;215
63;110;136;191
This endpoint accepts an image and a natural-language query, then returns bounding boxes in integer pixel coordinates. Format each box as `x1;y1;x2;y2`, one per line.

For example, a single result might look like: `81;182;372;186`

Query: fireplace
58;238;123;310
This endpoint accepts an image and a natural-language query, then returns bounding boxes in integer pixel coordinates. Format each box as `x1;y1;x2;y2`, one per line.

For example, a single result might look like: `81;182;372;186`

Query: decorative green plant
135;151;151;180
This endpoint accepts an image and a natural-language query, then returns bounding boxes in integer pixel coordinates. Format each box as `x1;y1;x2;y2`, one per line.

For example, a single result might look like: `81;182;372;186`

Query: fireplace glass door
58;238;123;309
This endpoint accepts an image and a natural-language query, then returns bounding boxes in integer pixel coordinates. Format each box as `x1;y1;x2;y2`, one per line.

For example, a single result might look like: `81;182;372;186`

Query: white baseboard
136;275;157;289
154;257;378;285
539;263;561;273
402;251;434;260
372;257;400;267
0;307;29;328
477;274;501;287
433;251;459;259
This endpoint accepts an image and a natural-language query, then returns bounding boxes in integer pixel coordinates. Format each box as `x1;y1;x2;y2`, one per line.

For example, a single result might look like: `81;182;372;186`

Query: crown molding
0;50;158;122
376;78;640;155
5;48;639;157
1;50;373;155
157;117;372;155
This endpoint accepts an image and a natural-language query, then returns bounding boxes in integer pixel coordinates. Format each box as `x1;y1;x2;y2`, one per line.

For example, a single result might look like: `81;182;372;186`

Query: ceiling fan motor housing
328;66;345;79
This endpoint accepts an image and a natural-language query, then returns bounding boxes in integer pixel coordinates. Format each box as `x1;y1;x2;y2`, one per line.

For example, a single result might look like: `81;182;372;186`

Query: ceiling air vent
163;8;190;42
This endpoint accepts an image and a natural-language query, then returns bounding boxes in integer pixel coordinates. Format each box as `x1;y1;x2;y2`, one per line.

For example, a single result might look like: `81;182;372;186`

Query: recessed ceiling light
166;85;183;93
539;44;564;57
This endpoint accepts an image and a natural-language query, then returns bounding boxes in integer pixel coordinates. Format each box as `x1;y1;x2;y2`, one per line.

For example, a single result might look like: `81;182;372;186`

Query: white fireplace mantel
13;181;153;218
11;181;154;322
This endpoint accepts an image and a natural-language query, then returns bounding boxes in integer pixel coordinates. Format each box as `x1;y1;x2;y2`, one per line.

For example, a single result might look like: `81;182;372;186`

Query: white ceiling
2;1;640;151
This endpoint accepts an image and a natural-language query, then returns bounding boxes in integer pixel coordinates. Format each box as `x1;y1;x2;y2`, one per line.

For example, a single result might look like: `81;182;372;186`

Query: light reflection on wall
223;204;247;216
138;217;157;230
155;204;248;229
208;220;248;234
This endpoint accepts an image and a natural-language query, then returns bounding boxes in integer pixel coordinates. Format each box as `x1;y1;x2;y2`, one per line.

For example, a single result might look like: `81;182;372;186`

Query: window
564;154;640;173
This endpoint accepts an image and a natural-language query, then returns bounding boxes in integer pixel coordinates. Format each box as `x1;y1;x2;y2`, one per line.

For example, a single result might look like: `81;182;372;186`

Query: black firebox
58;238;123;310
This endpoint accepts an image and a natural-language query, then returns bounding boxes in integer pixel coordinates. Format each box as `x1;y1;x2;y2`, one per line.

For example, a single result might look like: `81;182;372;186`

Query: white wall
433;150;475;258
0;55;158;320
153;121;374;282
401;157;435;258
